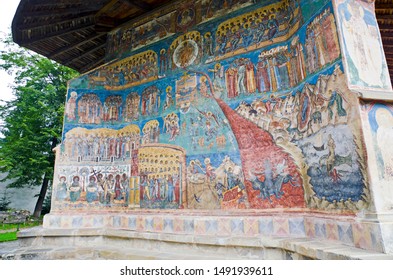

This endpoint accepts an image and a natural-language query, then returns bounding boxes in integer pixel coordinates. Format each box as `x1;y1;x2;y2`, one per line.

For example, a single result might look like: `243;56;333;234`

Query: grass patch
0;220;41;231
0;220;42;242
0;223;19;231
0;231;17;242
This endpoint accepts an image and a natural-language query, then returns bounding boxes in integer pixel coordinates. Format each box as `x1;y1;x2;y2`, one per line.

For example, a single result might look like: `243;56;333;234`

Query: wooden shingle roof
376;0;393;82
11;0;173;73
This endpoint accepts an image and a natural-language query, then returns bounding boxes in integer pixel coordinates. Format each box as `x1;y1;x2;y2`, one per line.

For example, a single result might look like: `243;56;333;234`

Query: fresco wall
52;0;372;214
335;0;392;91
360;101;393;212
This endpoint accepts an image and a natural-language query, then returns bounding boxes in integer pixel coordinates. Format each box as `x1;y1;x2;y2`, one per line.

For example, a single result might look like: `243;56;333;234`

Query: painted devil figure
248;160;299;203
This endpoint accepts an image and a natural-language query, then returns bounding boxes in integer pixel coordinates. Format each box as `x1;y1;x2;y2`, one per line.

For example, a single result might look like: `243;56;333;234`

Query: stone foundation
1;210;391;260
41;211;388;252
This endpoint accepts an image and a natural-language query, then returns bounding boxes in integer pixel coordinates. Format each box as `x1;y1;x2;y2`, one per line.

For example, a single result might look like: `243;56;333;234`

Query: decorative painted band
43;212;383;253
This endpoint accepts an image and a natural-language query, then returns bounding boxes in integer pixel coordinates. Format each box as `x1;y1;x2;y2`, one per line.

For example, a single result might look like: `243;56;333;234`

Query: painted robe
323;14;340;62
256;60;270;93
245;61;257;94
226;67;239;98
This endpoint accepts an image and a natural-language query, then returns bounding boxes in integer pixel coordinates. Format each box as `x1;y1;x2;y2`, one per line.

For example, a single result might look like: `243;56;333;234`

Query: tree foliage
0;35;78;216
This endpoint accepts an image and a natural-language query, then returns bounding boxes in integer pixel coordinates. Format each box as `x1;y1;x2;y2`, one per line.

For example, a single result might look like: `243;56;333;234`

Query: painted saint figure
167;175;175;202
327;89;347;121
164;86;174;110
256;58;270;93
322;13;340;62
121;173;129;205
203;32;214;57
86;176;98;203
204;158;216;183
56;176;68;201
160;49;168;74
225;67;238;98
69;176;81;202
140;176;149;200
365;104;393;182
245;59;257;94
114;174;123;200
267;14;279;41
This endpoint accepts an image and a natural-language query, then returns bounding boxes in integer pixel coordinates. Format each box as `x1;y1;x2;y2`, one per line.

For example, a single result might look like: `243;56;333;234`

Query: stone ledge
41;212;388;253
2;226;391;260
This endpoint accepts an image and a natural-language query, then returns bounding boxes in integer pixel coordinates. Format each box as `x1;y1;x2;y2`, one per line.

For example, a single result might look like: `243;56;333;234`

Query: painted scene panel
54;0;370;213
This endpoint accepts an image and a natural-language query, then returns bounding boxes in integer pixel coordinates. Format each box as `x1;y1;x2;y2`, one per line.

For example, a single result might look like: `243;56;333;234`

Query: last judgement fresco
54;0;370;213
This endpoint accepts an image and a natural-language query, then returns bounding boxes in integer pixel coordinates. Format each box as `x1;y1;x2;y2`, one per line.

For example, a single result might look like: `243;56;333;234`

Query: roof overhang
11;0;173;73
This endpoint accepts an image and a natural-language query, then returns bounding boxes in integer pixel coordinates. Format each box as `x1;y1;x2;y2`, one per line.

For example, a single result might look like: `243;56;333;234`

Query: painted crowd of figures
214;1;300;56
66;86;163;124
89;51;158;89
56;173;130;205
223;9;339;99
139;174;181;205
224;43;305;98
106;0;259;58
56;145;185;208
235;65;348;142
78;8;340;125
55;169;183;207
305;9;340;74
62;132;140;162
68;10;340;127
88;1;305;90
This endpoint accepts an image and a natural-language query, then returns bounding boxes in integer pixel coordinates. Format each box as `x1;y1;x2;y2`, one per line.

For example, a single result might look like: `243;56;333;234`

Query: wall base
0;226;391;260
1;212;393;260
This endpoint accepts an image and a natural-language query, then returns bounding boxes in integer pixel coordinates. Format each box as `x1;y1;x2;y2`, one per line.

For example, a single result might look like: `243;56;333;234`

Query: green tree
0;189;11;211
0;35;78;217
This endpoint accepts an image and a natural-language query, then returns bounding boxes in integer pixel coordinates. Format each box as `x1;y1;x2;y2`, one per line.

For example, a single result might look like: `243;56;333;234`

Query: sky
0;1;20;104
